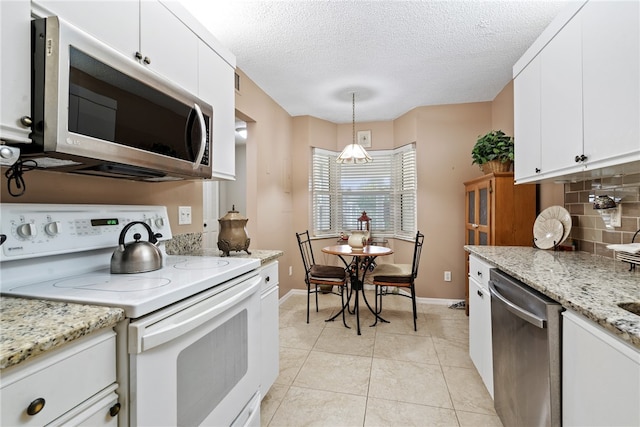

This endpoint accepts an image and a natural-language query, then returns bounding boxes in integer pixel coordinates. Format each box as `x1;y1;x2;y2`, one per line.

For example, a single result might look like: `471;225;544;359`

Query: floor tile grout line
267;297;492;427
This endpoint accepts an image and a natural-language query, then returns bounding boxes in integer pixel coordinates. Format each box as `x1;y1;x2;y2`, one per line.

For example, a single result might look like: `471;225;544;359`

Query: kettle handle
119;221;158;246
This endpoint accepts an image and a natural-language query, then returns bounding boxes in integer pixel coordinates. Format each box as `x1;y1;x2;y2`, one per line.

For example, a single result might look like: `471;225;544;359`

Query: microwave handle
192;103;207;170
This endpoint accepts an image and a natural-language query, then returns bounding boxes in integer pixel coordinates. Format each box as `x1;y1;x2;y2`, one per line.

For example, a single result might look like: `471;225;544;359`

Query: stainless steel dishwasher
489;269;563;427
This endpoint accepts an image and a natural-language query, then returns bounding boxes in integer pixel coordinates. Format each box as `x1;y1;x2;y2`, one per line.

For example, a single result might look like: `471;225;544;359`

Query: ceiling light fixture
336;92;372;164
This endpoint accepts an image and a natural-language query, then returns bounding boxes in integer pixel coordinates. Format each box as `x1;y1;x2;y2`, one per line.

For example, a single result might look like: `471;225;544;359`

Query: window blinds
311;144;416;238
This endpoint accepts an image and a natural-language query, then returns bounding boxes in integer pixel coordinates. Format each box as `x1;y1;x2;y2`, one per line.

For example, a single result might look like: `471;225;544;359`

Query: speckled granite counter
465;246;640;349
191;249;283;265
164;233;283;265
0;297;124;370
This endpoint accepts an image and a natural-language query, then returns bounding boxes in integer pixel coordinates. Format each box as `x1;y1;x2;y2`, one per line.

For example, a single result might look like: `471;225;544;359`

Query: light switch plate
178;206;192;225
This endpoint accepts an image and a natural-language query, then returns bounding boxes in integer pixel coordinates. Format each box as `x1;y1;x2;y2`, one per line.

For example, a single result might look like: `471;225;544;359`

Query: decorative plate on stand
533;217;564;250
535;205;572;247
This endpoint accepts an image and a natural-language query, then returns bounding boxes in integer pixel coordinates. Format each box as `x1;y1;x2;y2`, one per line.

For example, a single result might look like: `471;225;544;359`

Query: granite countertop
465;246;640;349
191;249;283;265
0;297;124;370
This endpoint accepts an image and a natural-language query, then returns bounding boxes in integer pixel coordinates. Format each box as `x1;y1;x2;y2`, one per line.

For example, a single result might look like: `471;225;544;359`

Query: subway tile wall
564;173;640;258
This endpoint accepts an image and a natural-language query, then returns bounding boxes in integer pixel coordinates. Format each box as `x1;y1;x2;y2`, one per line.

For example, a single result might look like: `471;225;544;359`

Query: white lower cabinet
0;329;118;426
468;255;494;398
259;261;279;397
563;310;640;427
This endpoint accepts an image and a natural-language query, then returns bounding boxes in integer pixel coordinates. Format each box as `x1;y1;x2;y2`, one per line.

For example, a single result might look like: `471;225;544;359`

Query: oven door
128;273;261;427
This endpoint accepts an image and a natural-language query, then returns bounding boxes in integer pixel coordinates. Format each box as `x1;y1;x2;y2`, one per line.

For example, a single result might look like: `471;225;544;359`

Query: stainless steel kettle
110;221;163;274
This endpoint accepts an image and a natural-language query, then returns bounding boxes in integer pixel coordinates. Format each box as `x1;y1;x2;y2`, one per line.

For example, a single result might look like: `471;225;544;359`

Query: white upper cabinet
0;0;32;143
139;1;198;95
513;0;640;183
199;41;236;180
539;14;583;176
33;0;198;95
33;1;139;57
581;0;640;169
513;55;541;182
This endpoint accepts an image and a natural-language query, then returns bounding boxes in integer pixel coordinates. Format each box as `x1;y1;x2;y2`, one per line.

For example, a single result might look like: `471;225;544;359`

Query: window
311;144;416;238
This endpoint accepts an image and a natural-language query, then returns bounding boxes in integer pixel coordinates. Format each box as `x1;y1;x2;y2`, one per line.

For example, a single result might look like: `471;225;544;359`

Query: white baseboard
280;288;463;308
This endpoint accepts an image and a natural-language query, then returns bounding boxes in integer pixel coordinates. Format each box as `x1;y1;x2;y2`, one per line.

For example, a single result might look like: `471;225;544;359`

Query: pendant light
336;92;372;164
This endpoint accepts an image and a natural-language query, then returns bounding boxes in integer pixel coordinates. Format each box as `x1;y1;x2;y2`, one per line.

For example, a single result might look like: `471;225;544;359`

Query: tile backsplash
564;173;640;258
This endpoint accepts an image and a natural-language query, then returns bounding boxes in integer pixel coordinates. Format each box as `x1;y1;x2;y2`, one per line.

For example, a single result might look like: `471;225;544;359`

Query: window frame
311;143;417;239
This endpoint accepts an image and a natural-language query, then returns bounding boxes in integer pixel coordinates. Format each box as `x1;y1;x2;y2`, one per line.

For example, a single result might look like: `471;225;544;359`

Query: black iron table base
326;255;389;335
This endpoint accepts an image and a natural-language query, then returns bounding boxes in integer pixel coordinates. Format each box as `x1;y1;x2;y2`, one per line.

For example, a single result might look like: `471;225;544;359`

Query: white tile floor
260;290;503;427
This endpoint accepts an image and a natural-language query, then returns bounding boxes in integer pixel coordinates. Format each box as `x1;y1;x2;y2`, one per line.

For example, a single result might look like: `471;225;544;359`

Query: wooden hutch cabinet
464;172;537;314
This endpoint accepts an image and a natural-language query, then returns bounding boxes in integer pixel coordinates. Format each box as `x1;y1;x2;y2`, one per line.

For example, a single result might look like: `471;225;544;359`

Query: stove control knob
154;217;165;228
44;221;61;236
17;223;37;238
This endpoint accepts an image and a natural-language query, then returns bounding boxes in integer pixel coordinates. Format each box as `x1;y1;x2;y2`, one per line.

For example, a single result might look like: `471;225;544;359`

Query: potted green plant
471;130;514;174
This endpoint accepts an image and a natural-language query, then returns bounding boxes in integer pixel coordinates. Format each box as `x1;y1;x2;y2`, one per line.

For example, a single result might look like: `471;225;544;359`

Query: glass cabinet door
465;179;492;246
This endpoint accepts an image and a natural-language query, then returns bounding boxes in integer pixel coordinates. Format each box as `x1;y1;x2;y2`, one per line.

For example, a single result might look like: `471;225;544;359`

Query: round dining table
321;244;393;335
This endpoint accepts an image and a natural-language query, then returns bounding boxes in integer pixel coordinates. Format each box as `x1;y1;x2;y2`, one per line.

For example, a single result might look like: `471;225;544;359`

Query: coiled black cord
5;159;37;197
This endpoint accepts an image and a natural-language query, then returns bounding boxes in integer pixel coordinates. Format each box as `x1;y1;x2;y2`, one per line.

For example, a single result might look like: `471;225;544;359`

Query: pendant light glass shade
336;92;372;164
336;143;372;163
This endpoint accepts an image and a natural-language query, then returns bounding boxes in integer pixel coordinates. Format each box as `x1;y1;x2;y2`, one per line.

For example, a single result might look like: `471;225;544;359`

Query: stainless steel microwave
17;16;213;181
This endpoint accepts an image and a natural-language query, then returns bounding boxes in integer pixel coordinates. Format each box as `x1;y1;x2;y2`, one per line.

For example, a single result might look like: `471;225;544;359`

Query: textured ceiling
181;0;570;124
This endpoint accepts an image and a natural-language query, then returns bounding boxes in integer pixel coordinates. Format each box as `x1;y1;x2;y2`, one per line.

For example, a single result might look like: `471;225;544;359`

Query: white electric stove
2;253;260;318
0;204;259;317
0;204;262;427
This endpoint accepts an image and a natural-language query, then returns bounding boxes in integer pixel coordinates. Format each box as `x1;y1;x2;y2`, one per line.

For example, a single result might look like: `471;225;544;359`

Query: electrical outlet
444;271;452;282
178;206;192;225
289;266;293;276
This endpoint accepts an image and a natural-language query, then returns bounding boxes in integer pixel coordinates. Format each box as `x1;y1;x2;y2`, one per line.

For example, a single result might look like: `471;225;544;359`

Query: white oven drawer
1;329;116;427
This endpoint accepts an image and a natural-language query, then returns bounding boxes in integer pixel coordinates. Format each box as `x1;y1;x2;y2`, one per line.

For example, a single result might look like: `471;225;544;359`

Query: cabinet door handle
266;276;270;282
27;397;45;416
135;51;143;60
575;154;588;163
535;168;541;173
472;223;479;229
477;290;483;298
143;56;151;65
109;402;121;417
20;116;32;127
476;271;482;277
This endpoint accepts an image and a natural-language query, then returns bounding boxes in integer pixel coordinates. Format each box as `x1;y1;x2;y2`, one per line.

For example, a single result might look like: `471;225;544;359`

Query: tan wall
337;120;395;150
491;80;514;135
0;170;204;234
243;77;524;301
234;69;297;297
412;102;493;299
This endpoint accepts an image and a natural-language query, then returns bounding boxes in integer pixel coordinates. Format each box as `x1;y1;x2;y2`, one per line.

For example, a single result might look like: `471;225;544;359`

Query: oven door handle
134;276;261;352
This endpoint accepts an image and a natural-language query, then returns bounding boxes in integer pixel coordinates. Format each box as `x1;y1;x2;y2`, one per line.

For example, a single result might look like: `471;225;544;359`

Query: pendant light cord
352;92;356;145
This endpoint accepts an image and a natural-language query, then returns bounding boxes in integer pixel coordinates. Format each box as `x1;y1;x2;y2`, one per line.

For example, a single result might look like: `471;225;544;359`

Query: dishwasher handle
489;280;547;329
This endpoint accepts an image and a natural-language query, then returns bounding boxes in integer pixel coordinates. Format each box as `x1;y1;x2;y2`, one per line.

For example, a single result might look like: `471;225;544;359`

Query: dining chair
372;231;424;331
295;230;348;324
